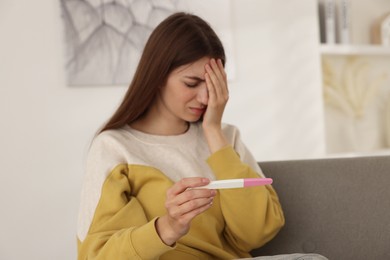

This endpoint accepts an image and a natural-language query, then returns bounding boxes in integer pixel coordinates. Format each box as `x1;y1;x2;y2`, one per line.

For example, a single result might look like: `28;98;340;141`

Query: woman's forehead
174;57;210;76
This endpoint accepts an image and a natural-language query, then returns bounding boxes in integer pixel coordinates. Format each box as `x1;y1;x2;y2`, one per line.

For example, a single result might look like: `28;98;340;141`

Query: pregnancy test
196;178;273;189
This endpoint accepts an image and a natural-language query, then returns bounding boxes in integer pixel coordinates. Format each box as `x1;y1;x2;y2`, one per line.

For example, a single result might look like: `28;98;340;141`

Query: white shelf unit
320;44;390;56
318;0;390;156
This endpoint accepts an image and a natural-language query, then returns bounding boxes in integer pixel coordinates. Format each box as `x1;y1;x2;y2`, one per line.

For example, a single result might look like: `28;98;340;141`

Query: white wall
226;0;325;161
0;0;324;259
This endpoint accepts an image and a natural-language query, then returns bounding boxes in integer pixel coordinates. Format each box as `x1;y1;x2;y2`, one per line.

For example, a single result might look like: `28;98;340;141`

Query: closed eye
185;82;199;88
184;76;205;88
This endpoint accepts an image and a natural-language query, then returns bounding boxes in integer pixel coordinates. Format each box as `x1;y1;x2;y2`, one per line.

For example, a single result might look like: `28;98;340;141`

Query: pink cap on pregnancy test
244;178;273;187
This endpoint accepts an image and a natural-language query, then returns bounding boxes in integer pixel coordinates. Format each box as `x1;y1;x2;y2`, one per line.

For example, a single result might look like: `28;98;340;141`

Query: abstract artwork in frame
60;0;234;86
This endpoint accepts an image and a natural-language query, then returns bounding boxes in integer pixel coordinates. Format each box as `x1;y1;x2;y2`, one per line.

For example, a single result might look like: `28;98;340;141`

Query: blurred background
0;0;389;259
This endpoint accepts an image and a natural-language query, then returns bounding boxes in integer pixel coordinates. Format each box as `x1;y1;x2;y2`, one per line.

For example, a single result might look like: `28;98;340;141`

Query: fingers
208;59;226;86
163;177;216;239
166;177;216;217
168;195;215;219
168;177;210;196
177;199;214;225
205;59;229;104
217;59;229;97
172;188;216;207
167;178;216;209
205;63;222;98
203;58;229;131
205;72;216;104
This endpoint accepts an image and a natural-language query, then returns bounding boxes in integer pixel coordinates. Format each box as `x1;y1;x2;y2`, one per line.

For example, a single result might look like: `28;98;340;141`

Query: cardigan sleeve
206;145;285;254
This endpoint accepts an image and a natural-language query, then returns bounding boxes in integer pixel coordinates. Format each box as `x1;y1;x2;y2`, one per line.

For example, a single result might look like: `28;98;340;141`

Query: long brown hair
99;12;226;133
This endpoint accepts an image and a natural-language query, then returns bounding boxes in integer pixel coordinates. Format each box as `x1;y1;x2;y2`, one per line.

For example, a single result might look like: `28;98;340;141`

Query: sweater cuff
131;217;175;259
207;145;259;179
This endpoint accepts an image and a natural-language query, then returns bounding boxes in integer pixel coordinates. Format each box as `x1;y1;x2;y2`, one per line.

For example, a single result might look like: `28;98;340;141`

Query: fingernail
202;178;210;183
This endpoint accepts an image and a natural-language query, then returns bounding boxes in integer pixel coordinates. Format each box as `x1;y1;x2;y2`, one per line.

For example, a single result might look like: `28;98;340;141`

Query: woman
77;12;286;259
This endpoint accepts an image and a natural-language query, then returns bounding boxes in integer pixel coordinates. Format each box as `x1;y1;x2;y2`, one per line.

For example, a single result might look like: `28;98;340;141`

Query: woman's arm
207;146;285;253
78;164;173;260
202;58;229;153
202;58;284;253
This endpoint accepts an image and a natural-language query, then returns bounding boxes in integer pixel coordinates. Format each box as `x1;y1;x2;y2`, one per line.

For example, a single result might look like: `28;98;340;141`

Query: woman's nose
196;83;209;105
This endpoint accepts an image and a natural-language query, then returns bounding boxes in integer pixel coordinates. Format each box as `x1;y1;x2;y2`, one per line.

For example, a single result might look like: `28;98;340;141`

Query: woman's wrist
202;125;229;153
155;216;178;247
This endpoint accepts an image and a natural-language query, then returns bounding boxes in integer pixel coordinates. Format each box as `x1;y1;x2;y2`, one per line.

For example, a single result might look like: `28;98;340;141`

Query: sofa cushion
251;155;390;260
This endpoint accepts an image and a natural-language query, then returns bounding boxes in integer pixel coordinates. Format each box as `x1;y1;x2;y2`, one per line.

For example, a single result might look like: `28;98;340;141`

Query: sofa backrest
251;155;390;260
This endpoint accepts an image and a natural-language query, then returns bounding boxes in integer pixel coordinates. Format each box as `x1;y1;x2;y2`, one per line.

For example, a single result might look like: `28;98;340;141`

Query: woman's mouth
190;107;206;115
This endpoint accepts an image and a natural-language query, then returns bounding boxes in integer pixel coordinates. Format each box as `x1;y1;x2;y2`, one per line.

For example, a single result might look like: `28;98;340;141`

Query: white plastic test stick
196;178;273;189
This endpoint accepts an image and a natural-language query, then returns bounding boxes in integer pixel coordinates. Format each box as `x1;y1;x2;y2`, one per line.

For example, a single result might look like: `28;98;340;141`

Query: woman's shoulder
95;127;127;138
86;126;141;166
90;127;131;151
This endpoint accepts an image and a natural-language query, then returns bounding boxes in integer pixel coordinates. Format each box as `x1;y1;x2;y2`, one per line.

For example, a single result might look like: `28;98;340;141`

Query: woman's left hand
203;58;229;130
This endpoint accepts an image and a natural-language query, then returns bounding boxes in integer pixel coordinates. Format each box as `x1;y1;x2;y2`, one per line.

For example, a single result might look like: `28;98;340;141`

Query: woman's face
155;56;210;124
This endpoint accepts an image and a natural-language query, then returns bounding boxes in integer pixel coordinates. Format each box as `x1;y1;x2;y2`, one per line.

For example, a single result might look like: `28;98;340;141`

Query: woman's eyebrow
184;76;205;82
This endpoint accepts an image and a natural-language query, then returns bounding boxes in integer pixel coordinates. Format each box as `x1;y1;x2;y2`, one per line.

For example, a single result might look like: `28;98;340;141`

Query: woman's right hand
202;58;230;153
156;177;216;246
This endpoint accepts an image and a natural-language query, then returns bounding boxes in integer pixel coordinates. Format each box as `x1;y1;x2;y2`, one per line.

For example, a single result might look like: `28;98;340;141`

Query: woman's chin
186;115;203;123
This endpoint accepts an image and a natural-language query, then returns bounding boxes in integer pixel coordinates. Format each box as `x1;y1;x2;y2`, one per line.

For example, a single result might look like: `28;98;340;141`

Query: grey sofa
251;155;390;260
